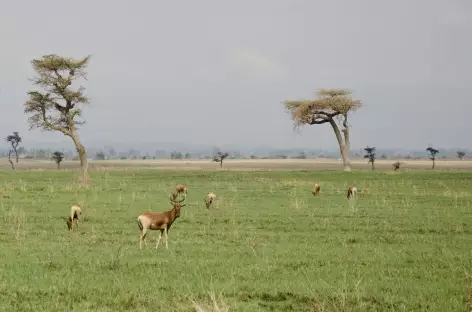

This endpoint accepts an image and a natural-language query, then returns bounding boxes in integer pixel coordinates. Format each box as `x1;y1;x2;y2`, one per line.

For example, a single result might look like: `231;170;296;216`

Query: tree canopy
284;89;361;128
6;132;21;148
24;54;91;135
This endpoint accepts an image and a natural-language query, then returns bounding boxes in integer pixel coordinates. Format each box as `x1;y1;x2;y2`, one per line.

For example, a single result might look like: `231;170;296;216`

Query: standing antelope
64;204;82;231
204;192;217;209
175;184;188;197
347;184;357;200
137;195;186;250
312;182;320;196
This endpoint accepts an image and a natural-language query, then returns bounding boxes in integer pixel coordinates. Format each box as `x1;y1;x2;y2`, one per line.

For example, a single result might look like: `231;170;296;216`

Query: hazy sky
1;0;470;150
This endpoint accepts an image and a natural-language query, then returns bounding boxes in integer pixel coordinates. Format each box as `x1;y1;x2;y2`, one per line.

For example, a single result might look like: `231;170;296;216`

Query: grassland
0;164;472;311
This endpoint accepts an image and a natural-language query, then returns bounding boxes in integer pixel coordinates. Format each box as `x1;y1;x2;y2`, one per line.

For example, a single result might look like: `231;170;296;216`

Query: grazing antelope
63;204;82;231
204;192;217;209
137;195;186;250
347;185;357;200
312;182;320;196
175;184;188;197
392;161;401;171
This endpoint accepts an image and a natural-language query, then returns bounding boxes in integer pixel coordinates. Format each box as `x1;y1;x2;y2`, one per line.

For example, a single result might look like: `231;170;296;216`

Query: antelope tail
137;218;143;231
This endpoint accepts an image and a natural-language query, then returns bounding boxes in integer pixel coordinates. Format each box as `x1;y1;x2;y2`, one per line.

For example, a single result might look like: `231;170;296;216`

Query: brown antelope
175;184;188;197
312;182;320;196
392;162;401;171
204;192;217;209
63;204;82;231
137;195;186;250
347;184;357;200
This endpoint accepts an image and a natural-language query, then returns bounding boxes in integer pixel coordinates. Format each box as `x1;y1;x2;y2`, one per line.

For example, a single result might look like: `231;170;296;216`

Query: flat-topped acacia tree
51;151;64;169
213;152;229;168
6;132;22;171
284;89;361;171
364;146;376;170
426;147;439;169
24;54;91;182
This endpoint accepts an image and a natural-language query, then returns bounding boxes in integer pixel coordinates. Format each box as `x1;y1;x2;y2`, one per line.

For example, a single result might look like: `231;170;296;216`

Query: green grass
0;169;471;311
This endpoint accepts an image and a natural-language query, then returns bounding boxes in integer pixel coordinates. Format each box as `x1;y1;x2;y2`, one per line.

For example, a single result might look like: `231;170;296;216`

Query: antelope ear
180;204;186;207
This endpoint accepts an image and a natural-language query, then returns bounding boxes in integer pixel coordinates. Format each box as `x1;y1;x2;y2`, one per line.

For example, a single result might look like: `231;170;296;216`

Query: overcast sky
0;0;470;150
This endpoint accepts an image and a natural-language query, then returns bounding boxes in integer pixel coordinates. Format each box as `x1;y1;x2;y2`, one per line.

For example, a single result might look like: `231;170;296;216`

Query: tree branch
8;150;15;170
54;103;67;114
309;115;330;125
308;112;341;125
310;119;330;125
341;113;350;149
40;105;71;136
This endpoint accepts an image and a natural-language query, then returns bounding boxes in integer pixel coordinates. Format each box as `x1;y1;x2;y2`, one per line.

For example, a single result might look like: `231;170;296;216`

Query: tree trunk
8;150;15;171
339;145;351;171
13;147;19;163
432;159;435;169
57;162;61;169
371;160;375;170
329;117;351;172
70;130;89;182
220;160;223;168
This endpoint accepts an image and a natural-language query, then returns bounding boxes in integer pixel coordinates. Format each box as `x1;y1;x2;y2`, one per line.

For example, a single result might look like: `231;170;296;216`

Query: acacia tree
457;150;466;160
213;152;229;168
51;151;64;169
6;132;21;162
6;132;22;170
364;146;376;170
284;89;361;171
24;54;91;182
426;147;439;169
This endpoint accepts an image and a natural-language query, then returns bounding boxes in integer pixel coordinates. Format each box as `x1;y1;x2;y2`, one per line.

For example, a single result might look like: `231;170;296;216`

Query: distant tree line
1;146;469;163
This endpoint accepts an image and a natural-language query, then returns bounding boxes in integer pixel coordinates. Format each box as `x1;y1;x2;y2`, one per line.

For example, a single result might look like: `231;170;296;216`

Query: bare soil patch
2;158;472;171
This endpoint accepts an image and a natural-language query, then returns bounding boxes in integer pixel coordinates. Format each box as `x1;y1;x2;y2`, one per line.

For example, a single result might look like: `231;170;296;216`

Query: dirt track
1;158;472;172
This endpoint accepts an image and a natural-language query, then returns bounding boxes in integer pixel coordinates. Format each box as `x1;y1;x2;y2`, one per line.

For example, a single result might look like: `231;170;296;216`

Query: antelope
392;161;401;171
347;184;357;200
204;192;217;209
63;204;82;231
137;195;186;250
312;182;320;196
175;184;188;197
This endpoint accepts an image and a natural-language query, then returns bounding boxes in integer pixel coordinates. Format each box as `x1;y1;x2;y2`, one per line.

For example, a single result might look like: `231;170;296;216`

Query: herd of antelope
312;182;358;200
64;182;357;249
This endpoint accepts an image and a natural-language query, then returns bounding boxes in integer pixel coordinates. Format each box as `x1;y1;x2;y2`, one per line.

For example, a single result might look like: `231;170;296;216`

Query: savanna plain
1;160;472;311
